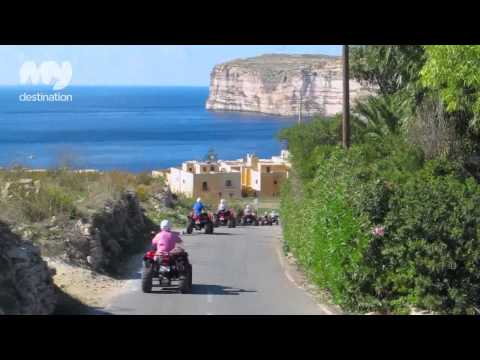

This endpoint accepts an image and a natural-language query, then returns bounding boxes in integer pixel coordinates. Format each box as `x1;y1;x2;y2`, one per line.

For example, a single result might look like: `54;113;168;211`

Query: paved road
105;225;328;315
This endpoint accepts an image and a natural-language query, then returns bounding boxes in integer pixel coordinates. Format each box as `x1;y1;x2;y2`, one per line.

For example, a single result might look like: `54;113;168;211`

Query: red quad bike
186;210;214;234
240;211;259;226
213;209;236;228
259;215;273;226
141;249;193;294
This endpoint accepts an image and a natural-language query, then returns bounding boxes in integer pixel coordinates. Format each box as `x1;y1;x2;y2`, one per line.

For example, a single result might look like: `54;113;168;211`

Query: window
210;166;215;171
202;182;208;191
218;192;222;197
229;193;234;198
266;166;271;173
188;167;193;172
273;180;278;185
203;167;207;172
225;179;232;187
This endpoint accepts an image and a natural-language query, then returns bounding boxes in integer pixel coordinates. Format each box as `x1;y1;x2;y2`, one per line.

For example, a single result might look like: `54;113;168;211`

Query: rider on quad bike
142;219;193;294
214;199;236;228
187;206;214;234
260;211;273;226
152;219;184;254
240;204;259;226
193;197;205;217
270;210;280;225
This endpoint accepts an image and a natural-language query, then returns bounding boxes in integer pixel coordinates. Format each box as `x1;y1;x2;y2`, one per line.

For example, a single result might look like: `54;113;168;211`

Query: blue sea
0;86;296;172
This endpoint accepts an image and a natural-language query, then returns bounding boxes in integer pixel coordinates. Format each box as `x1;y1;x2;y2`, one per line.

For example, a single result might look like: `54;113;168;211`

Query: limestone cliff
206;54;372;117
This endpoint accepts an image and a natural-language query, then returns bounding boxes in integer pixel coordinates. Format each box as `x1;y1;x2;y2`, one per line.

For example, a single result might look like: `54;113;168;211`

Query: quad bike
186;210;214;234
259;215;273;226
270;214;280;225
239;212;259;226
141;248;193;294
213;209;236;228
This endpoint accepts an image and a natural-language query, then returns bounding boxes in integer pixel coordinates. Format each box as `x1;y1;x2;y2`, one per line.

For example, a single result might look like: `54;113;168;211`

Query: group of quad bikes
141;206;279;294
186;207;279;234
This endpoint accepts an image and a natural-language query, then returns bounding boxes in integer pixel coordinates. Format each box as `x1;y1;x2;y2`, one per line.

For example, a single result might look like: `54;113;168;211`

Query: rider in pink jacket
152;220;183;254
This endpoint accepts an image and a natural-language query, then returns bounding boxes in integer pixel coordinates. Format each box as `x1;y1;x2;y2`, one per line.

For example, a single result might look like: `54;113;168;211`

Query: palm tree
352;94;413;138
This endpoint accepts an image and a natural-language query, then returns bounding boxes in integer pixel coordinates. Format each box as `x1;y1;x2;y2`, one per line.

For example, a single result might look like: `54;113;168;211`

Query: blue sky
0;45;341;86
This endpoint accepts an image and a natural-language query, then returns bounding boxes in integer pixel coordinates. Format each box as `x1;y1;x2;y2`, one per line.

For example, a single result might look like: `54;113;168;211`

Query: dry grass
0;168;165;225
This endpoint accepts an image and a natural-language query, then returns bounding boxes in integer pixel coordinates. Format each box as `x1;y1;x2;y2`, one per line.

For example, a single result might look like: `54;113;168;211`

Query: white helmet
220;199;225;204
196;197;202;202
160;219;171;231
246;204;251;209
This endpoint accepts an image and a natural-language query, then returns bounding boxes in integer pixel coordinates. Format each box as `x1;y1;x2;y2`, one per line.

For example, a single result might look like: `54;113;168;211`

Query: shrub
280;129;480;314
21;184;78;222
373;161;480;314
135;184;150;202
136;172;154;186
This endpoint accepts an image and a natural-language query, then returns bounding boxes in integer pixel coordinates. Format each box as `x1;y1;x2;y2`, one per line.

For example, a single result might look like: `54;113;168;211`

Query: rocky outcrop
152;186;174;210
0;221;57;315
206;54;372;117
61;191;158;273
13;191;158;275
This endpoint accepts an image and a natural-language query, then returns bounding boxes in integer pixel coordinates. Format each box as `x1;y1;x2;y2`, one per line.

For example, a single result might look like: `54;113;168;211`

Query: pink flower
372;226;385;237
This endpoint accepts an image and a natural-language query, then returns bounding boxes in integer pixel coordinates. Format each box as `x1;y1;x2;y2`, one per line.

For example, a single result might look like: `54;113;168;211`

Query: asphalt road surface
105;225;329;315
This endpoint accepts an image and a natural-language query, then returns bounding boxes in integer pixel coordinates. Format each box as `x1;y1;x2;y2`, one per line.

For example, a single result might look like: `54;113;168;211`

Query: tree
350;46;426;137
420;45;480;132
351;45;426;97
352;94;411;137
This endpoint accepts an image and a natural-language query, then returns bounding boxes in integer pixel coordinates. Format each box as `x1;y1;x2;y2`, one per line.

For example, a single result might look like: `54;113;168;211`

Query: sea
0;86;296;173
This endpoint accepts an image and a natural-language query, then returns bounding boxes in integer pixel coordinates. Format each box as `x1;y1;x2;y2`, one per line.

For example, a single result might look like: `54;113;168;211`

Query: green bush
281;131;480;314
280;144;371;308
374;161;480;314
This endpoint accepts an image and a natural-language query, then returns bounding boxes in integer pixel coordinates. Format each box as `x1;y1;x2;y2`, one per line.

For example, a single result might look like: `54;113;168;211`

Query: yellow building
220;150;291;198
159;161;241;201
154;150;290;201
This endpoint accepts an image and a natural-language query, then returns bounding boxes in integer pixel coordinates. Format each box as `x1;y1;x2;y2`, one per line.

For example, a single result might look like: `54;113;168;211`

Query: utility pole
298;91;303;124
342;45;350;149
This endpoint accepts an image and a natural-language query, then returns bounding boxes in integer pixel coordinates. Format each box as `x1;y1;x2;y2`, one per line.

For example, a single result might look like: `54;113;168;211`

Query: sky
0;45;341;87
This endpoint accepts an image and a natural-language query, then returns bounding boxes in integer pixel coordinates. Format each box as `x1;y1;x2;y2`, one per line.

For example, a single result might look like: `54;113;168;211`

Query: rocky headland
206;54;372;117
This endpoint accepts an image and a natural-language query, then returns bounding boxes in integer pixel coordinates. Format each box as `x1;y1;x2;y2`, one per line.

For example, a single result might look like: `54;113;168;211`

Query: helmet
220;199;225;204
196;197;202;202
246;204;251;209
264;212;268;215
160;219;171;231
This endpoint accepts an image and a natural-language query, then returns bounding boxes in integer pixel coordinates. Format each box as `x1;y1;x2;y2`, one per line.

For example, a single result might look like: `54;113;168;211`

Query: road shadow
150;288;181;294
185;232;236;236
145;284;256;296
53;285;113;315
191;284;256;295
